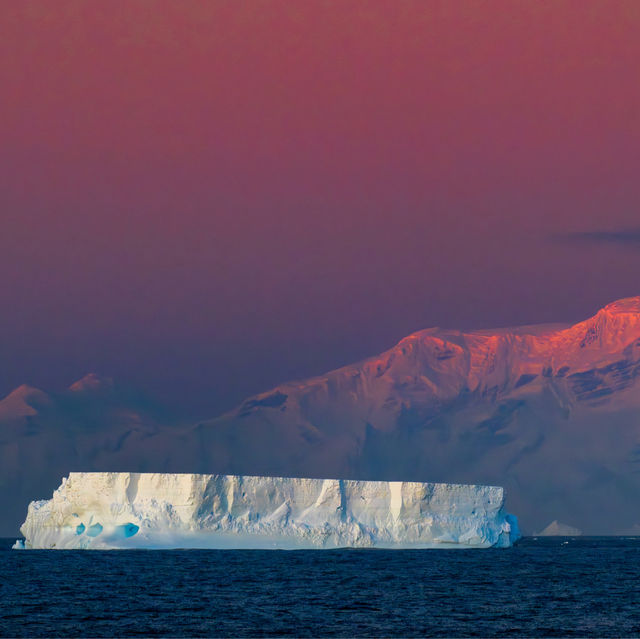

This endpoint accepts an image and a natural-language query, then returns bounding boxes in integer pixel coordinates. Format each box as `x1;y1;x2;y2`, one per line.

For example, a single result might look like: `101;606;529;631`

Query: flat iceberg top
17;472;520;550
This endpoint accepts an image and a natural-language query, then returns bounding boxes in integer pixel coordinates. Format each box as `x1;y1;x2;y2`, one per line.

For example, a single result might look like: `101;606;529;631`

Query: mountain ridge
220;295;640;420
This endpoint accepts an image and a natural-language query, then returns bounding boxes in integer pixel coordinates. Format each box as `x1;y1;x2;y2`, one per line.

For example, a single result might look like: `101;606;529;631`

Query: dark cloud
555;228;640;249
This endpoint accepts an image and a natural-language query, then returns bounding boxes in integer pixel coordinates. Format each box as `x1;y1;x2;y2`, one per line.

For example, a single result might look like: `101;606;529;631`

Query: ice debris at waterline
15;472;520;549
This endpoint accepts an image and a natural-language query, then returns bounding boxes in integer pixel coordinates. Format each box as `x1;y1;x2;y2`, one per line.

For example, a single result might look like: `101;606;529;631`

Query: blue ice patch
86;523;103;537
76;523;86;535
115;523;140;538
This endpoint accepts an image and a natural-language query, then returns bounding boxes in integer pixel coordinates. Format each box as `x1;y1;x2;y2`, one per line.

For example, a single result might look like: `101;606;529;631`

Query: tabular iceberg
16;472;520;549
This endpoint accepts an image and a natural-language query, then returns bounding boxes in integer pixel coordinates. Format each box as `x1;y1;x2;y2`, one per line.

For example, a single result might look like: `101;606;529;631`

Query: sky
1;1;640;418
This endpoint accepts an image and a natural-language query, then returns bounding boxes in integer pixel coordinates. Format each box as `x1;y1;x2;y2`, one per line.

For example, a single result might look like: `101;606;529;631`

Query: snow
16;472;520;550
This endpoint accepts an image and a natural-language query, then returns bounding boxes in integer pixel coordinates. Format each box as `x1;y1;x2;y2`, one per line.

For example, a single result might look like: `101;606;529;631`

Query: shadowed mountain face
3;300;640;536
0;375;197;536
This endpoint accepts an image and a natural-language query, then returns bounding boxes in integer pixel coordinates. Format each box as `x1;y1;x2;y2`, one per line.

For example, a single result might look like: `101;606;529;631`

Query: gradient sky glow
2;1;640;417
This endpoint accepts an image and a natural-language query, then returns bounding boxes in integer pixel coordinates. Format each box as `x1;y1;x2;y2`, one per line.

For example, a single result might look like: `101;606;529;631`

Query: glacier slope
18;472;519;549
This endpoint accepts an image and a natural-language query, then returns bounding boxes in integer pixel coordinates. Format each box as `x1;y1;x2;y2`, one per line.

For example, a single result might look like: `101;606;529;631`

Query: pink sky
1;1;640;415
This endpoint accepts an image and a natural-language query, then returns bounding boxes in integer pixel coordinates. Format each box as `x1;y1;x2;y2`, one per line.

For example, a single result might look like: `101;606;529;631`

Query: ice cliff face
17;473;519;549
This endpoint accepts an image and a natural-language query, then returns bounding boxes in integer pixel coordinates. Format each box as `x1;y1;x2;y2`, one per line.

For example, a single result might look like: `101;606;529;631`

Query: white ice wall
17;472;520;549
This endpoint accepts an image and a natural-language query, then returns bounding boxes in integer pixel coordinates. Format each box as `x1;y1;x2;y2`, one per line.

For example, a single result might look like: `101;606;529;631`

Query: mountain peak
570;296;640;354
601;296;640;315
69;373;114;393
0;384;50;419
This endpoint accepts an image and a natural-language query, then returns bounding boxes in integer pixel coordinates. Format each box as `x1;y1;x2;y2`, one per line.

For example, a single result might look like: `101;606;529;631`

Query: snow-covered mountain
2;298;640;535
193;297;640;535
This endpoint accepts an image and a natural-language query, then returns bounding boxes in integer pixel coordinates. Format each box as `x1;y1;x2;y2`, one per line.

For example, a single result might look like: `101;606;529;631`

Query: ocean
2;537;639;637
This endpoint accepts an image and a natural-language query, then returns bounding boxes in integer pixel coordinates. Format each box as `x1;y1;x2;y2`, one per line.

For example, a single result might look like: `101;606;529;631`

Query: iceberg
536;520;583;536
16;472;520;549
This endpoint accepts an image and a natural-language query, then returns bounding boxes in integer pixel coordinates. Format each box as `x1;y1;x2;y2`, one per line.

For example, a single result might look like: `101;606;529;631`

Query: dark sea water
2;537;640;638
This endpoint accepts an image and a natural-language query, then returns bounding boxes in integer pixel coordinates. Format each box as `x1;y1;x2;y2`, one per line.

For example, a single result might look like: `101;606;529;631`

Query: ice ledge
16;472;520;549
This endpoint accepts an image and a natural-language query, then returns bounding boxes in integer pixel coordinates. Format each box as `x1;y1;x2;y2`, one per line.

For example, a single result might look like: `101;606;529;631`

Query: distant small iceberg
536;520;583;536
